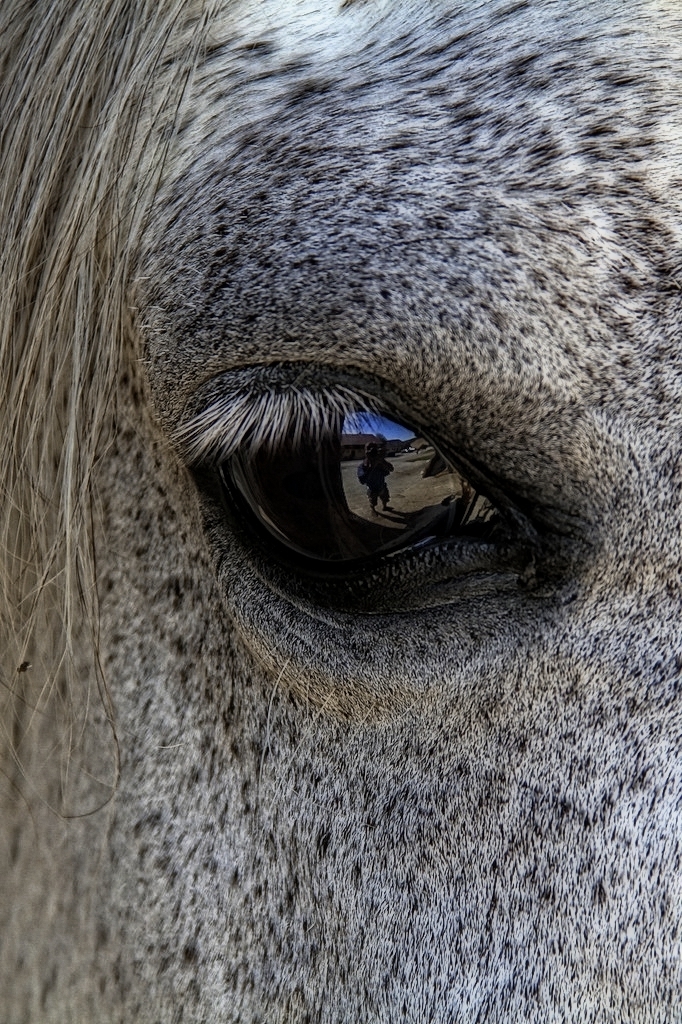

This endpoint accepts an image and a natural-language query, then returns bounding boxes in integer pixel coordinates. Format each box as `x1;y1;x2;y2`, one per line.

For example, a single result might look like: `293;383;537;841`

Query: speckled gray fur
2;1;682;1021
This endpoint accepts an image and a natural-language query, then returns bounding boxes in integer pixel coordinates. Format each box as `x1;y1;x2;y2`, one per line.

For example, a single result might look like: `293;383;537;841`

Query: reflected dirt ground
343;446;495;536
343;448;457;528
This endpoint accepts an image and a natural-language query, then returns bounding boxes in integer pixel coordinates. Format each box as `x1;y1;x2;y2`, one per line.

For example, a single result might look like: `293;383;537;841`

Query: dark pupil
225;414;501;564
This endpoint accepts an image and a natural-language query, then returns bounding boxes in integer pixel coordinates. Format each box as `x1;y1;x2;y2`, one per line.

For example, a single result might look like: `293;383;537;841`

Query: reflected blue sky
342;412;415;441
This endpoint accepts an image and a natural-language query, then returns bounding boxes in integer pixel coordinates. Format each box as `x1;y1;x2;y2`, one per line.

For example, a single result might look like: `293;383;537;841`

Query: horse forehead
138;2;682;439
179;1;682;153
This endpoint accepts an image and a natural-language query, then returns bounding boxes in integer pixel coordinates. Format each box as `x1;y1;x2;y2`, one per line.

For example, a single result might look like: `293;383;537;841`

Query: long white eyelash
173;384;383;466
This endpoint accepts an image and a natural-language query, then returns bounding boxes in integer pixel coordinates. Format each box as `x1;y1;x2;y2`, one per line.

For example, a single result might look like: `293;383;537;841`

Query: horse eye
220;413;505;567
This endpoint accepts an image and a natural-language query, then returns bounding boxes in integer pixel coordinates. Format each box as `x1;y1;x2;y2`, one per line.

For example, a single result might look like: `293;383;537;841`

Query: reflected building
340;432;415;460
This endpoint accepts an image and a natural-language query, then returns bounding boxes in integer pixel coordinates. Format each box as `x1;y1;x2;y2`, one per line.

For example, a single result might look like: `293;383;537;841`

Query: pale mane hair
0;0;382;803
0;0;215;800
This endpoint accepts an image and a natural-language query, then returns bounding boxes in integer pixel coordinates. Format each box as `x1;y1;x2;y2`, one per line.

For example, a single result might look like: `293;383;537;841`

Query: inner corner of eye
221;409;505;565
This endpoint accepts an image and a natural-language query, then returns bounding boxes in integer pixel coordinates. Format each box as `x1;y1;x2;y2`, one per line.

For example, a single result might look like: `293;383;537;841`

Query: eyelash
182;370;541;613
174;382;381;467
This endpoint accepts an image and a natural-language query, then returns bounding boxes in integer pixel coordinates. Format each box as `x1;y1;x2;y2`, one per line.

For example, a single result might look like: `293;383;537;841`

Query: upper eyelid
173;378;383;466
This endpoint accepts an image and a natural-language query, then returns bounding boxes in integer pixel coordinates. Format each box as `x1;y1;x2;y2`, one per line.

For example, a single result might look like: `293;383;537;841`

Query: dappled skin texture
2;1;682;1021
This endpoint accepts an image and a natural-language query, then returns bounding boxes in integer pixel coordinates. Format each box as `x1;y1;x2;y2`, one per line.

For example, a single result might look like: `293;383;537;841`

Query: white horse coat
1;2;682;1020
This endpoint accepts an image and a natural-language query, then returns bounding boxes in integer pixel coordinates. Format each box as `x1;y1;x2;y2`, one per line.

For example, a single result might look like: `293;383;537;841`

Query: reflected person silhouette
357;440;394;515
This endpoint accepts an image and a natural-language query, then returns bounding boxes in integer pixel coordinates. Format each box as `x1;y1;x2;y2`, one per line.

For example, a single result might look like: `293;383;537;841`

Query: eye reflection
223;412;503;565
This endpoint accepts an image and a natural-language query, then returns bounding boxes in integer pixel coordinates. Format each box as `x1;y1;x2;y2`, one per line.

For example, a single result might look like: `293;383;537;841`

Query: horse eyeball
220;413;503;566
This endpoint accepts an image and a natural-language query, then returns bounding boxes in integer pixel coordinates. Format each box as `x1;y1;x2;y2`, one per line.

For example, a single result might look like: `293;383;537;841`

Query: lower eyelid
215;477;533;616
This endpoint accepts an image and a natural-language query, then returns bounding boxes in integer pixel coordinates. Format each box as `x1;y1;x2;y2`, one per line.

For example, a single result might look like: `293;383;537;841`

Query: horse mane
0;0;211;800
